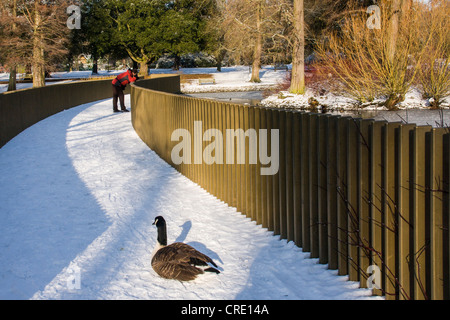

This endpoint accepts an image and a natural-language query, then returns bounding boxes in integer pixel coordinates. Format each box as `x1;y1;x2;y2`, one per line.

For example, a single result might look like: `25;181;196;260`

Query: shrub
314;0;446;110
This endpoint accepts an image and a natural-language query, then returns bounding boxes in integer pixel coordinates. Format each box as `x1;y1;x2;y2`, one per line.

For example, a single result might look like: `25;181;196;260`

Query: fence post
370;120;386;296
214;101;222;199
411;126;432;300
210;101;218;198
228;104;238;208
278;110;288;240
225;103;234;207
197;99;205;187
187;98;194;180
253;107;262;226
293;111;303;247
265;108;275;232
396;123;416;300
172;96;180;173
301;113;311;253
237;105;245;214
272;109;281;236
327;115;340;270
220;102;228;203
166;95;174;165
337;116;351;276
442;133;450;300
259;107;270;229
244;105;252;219
214;101;223;201
427;128;447;300
382;122;402;299
347;118;361;282
192;99;200;186
204;99;212;193
285;110;295;242
359;119;373;287
309;114;320;258
318;115;330;264
175;97;183;177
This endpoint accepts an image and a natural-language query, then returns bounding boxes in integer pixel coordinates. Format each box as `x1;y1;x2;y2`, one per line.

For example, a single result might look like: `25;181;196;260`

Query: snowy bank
260;88;450;111
179;66;286;93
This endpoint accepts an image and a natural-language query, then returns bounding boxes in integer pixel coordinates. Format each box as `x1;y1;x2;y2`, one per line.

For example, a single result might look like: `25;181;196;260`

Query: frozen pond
329;109;450;128
188;91;450;128
187;91;264;106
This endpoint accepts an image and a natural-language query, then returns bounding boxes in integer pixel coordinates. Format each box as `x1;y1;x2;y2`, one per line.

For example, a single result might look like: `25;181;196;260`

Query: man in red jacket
112;68;139;113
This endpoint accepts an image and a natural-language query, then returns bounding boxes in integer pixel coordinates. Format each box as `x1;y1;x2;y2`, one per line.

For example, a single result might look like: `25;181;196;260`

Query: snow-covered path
0;96;379;300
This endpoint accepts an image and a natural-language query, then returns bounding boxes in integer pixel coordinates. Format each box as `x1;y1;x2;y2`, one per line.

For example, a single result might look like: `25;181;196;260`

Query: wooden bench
198;78;216;85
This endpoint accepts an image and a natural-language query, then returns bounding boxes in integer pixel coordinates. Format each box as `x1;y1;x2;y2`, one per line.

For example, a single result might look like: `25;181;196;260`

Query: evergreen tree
74;0;215;74
156;0;216;70
75;0;128;74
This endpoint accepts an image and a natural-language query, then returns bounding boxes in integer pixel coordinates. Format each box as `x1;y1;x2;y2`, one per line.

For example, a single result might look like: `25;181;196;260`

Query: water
187;91;450;128
328;109;450;128
187;91;265;106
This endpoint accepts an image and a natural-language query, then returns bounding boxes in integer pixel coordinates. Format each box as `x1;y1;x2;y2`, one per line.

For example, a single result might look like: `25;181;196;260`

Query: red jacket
112;69;138;88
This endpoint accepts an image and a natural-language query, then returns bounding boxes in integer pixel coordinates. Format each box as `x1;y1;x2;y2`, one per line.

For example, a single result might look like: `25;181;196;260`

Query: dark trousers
112;85;125;111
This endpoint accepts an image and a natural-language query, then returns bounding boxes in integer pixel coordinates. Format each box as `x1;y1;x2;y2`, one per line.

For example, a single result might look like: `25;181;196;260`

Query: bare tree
314;0;436;109
7;0;18;91
0;0;27;91
217;0;292;82
1;0;71;88
24;0;70;87
250;0;263;83
416;0;450;108
219;0;263;82
289;0;305;94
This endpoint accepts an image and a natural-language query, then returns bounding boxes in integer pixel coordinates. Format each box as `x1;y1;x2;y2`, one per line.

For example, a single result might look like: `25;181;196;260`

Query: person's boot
121;108;130;112
113;108;121;113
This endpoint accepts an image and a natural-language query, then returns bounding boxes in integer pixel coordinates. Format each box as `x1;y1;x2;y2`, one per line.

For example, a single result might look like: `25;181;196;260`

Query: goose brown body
151;216;220;281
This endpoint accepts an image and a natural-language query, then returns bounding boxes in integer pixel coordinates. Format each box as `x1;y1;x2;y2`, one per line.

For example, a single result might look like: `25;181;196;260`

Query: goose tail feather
204;267;220;274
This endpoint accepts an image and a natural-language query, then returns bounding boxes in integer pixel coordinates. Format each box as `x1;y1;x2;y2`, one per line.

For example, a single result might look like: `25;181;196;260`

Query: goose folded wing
151;260;203;281
169;242;218;268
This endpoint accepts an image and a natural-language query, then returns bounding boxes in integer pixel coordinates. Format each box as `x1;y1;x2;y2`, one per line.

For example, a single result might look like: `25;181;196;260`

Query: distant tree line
1;0;448;107
2;0;343;92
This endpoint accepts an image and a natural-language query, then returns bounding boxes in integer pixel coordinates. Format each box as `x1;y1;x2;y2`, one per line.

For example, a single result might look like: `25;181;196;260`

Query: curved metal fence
132;77;450;300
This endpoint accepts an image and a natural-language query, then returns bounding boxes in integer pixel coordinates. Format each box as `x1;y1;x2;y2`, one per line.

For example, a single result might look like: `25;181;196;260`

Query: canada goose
151;216;220;281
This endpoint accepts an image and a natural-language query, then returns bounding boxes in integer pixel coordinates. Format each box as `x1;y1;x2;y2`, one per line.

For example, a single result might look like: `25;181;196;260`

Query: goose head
152;216;167;246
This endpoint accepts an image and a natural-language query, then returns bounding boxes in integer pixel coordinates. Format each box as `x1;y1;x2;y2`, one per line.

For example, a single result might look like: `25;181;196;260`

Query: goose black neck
157;223;167;246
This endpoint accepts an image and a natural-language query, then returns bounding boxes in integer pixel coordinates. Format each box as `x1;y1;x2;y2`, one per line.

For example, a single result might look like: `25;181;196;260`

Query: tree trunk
8;0;17;91
125;48;149;77
92;57;98;75
32;35;45;87
216;49;226;72
289;0;305;94
387;0;401;64
173;55;181;71
139;61;148;76
250;1;262;83
8;67;17;92
32;2;45;88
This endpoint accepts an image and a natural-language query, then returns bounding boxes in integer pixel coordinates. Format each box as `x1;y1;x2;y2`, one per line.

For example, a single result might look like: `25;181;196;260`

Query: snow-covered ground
179;66;286;93
0;95;381;300
260;87;450;111
0;66;282;94
2;66;447;112
0;70;126;94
